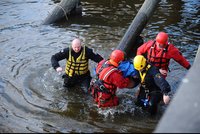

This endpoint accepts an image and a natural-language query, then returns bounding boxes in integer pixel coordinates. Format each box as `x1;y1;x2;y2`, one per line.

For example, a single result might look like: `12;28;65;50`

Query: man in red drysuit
89;50;137;108
137;31;191;78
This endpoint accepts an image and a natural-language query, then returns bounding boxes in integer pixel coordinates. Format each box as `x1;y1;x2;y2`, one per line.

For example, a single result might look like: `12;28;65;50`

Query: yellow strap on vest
65;46;88;77
139;64;151;83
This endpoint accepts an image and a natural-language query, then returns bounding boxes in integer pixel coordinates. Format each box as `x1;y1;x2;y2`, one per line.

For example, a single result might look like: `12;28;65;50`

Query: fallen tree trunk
42;0;82;25
117;0;161;58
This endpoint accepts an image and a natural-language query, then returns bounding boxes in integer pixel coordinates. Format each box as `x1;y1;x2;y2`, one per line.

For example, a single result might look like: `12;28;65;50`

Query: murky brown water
0;0;199;133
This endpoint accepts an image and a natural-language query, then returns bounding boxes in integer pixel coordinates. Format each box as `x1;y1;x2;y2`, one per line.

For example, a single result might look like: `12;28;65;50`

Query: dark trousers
136;86;163;115
63;73;91;93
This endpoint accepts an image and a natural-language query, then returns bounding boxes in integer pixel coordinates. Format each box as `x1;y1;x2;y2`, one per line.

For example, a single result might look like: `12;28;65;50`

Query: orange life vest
89;60;119;107
96;60;117;90
147;41;170;70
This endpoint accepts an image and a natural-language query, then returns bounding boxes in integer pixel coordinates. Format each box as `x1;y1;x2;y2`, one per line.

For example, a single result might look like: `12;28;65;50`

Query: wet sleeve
136;41;152;55
109;71;130;88
51;48;69;70
132;75;140;88
170;45;191;69
86;47;104;63
152;69;171;94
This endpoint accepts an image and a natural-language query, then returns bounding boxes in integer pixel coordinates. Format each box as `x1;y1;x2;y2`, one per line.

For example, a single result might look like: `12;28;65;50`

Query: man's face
72;40;81;53
156;41;166;49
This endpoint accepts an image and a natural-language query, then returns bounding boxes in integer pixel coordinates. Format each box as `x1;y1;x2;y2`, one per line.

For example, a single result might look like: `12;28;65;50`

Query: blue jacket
118;60;138;78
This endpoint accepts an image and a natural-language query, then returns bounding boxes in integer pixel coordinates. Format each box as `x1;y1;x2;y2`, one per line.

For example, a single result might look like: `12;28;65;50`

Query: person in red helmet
89;49;137;108
136;31;191;78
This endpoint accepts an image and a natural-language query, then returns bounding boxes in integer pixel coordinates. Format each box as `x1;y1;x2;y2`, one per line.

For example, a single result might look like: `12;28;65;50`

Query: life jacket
65;46;88;77
97;60;118;90
89;60;117;101
147;41;170;70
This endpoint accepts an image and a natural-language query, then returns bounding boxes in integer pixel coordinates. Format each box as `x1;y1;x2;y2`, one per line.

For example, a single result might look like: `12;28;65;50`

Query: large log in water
117;0;161;58
43;0;82;25
154;45;200;133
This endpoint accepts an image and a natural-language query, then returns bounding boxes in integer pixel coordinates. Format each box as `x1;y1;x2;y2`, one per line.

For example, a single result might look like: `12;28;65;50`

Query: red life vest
96;60;117;90
147;41;170;70
89;60;119;107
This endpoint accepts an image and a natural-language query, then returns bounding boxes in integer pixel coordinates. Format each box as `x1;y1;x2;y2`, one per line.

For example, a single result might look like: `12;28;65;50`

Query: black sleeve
132;77;140;88
151;67;171;94
85;47;103;63
51;48;69;70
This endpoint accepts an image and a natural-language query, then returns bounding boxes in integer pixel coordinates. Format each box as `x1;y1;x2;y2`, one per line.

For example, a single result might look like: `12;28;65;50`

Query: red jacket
91;59;131;108
96;60;130;90
137;40;191;71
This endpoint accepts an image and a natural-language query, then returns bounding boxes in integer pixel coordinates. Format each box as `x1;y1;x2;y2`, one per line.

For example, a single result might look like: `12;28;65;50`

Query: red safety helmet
109;49;124;67
156;32;168;48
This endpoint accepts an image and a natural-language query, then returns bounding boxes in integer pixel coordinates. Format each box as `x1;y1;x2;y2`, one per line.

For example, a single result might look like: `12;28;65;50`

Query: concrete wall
154;45;200;133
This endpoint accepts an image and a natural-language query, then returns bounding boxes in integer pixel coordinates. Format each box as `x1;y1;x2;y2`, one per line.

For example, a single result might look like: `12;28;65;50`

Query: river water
0;0;199;133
